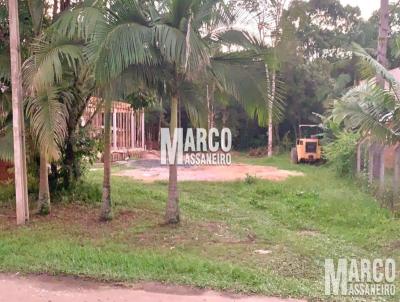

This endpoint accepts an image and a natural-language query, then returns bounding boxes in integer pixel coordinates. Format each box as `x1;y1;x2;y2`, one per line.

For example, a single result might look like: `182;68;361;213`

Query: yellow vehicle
291;124;323;164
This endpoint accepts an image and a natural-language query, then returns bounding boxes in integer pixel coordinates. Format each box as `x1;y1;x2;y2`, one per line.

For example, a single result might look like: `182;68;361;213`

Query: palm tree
23;30;84;214
53;0;277;224
52;0;156;220
251;0;288;156
332;45;400;145
152;0;255;223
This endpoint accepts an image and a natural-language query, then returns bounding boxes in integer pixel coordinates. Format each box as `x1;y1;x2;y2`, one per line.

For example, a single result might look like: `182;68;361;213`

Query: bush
0;184;15;204
324;131;360;177
55;181;102;204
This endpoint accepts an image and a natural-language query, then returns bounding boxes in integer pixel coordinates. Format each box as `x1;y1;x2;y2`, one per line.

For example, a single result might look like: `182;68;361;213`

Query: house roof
389;68;400;80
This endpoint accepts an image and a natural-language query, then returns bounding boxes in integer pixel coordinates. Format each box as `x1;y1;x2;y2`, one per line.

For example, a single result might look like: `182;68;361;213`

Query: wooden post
378;145;385;195
141;109;145;149
369;143;376;184
131;112;136;149
112;110;117;150
8;0;29;225
393;145;400;209
357;137;369;175
369;143;385;194
357;141;362;174
124;112;127;149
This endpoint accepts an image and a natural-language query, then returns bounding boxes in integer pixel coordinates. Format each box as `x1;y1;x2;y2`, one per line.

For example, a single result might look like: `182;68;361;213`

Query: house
82;98;146;161
0;99;146;182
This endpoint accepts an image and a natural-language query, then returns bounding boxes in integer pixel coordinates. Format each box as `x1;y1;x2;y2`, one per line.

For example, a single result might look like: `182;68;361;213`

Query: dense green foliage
324;131;360;177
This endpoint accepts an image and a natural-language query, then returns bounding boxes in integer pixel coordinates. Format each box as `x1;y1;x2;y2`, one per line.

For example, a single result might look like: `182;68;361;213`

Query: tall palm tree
53;0;277;224
52;0;156;220
252;0;288;156
152;0;250;223
23;30;84;214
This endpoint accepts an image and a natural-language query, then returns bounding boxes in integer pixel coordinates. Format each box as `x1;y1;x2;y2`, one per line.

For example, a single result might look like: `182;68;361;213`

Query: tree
52;0;156;220
332;45;400;145
233;0;288;156
152;0;272;223
23;27;84;214
52;0;274;224
377;0;389;87
8;0;29;224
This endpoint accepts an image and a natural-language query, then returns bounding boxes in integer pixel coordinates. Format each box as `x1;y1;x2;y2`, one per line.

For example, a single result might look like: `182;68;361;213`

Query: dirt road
0;274;305;302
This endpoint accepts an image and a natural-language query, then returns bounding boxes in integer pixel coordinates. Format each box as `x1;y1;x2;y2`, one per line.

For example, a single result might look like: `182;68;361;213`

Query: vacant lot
0;154;399;301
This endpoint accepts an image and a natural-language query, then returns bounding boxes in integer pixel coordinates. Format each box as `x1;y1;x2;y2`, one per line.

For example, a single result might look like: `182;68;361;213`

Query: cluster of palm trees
3;0;283;225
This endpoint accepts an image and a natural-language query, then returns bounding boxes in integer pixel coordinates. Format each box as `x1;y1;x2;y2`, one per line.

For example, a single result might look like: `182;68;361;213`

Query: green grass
0;153;399;301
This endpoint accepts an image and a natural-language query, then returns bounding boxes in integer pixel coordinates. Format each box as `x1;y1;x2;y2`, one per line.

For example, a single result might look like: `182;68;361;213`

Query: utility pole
8;0;29;224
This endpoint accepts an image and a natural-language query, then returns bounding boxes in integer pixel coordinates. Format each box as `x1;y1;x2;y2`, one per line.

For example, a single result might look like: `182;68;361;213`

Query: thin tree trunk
158;98;163;145
100;99;112;221
377;0;389;87
207;83;215;130
8;0;29;225
37;152;50;215
165;94;179;224
274;124;280;144
267;70;276;157
52;0;58;18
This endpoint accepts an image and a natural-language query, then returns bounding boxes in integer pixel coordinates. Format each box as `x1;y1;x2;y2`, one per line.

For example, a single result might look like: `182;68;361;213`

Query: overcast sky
339;0;380;19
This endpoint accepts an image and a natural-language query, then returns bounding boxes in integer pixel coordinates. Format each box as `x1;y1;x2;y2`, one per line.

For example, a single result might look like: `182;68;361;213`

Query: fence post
393;144;400;210
141;109;145;149
357;137;368;175
377;144;385;196
368;143;376;184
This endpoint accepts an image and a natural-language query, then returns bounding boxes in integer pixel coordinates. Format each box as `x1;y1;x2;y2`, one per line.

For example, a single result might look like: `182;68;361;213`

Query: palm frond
352;43;399;91
333;81;400;144
25;87;71;159
52;1;106;41
211;54;284;126
23;36;84;91
90;21;157;83
0;124;13;162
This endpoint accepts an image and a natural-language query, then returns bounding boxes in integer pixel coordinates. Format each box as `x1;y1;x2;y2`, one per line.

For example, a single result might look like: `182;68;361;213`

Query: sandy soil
115;164;303;182
113;152;303;182
0;274;305;302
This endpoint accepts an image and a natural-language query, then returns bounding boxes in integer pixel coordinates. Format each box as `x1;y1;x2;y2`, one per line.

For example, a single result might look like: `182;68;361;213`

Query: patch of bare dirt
0;204;142;235
115;163;303;183
297;230;320;237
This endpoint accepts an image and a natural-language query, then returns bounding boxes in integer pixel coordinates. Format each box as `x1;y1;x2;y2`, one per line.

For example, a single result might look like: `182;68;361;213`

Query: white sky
339;0;380;19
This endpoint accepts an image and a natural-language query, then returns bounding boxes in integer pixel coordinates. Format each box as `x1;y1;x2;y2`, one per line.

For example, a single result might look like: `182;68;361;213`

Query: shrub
324;131;360;177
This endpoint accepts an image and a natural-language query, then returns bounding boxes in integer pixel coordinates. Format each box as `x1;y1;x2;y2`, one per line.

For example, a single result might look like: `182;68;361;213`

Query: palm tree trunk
100;99;112;221
269;71;277;157
377;0;389;87
165;94;179;224
266;65;275;157
37;152;50;215
158;98;163;145
8;0;29;225
207;83;215;130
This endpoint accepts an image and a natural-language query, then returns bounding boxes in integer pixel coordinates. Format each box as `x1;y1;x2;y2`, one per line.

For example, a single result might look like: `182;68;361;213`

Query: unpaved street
0;274;305;302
